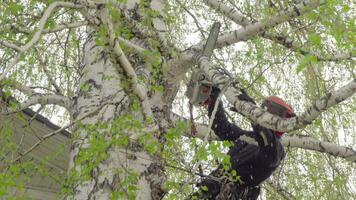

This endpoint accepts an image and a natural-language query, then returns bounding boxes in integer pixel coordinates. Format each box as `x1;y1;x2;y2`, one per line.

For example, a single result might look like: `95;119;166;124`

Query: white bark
199;57;356;132
68;35;158;199
282;136;356;162
168;0;326;86
204;0;355;61
200;0;325;49
67;1;168;199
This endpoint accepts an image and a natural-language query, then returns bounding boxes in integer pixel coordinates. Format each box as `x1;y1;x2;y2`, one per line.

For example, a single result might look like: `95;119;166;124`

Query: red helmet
262;96;295;136
262;96;295;118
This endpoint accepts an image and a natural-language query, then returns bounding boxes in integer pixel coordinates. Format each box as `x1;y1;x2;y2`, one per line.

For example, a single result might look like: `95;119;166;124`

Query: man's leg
246;186;260;200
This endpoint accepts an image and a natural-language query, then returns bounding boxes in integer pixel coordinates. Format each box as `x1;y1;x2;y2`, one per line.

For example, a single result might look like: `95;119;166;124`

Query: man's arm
207;100;250;141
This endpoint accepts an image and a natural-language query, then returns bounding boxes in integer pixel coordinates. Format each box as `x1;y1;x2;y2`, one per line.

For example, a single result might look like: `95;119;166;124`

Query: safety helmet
262;96;295;118
261;96;295;136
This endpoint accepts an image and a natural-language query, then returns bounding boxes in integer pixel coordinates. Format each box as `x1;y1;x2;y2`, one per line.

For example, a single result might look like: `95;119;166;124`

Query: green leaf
296;55;318;73
309;33;322;46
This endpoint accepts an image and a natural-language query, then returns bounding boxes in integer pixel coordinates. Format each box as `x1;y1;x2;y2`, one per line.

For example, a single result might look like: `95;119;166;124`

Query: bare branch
42;21;88;33
282;135;356;162
17;94;72;111
37;54;64;95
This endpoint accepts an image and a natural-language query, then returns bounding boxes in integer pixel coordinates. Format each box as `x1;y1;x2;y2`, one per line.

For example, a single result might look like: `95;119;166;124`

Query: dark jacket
208;101;285;187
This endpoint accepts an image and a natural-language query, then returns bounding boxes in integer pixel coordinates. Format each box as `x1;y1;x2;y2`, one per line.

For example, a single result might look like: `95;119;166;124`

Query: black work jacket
208;102;285;187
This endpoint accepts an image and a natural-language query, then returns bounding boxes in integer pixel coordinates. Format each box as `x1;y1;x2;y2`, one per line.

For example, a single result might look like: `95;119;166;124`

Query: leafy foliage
0;0;355;199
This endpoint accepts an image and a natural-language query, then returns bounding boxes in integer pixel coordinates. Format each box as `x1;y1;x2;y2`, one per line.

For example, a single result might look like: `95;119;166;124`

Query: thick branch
199;57;356;132
204;0;354;61
202;0;324;49
169;0;325;82
174;118;356;163
18;94;72;110
282;135;356;162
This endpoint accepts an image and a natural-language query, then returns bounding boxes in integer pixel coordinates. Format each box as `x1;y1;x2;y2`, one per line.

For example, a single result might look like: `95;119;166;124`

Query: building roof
0;91;71;199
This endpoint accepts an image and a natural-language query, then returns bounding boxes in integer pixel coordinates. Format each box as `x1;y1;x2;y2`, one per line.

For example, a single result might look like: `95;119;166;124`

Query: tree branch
0;1;84;82
168;0;326;83
171;113;356;163
18;94;72;111
282;135;356;162
204;0;355;61
199;57;356;132
101;8;153;120
201;0;325;49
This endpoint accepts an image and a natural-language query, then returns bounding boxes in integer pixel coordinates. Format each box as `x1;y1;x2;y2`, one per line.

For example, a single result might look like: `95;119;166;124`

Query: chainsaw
185;22;221;106
186;70;213;106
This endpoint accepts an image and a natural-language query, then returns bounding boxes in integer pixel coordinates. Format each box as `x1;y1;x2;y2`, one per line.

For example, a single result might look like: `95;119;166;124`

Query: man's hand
237;89;256;105
230;89;256;113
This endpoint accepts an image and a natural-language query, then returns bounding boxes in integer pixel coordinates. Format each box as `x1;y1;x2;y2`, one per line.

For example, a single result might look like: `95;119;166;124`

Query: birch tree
0;0;355;199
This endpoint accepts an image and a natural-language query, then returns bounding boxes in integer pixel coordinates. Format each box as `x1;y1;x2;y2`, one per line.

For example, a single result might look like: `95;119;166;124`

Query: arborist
186;22;295;199
189;85;295;199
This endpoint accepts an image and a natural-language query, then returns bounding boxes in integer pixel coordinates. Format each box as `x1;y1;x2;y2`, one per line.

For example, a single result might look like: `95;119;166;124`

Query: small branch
266;181;295;200
4;21;88;35
117;36;148;56
42;21;88;33
0;41;22;52
10;104;101;164
177;0;207;38
0;1;84;82
37;54;64;95
101;8;153;120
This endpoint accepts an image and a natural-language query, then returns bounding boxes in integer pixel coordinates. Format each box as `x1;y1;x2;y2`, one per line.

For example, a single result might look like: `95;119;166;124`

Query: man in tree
193;87;295;200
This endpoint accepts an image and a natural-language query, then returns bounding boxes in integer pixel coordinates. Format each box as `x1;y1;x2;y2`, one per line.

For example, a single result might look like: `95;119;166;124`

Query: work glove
237;89;256;104
230;89;256;113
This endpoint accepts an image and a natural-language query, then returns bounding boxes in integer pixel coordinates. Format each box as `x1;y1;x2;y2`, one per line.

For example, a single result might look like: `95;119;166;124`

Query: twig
0;1;84;82
10;104;103;164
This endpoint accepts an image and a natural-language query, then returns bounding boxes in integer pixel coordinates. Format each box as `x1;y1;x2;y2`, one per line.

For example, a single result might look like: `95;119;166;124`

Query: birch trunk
67;1;169;199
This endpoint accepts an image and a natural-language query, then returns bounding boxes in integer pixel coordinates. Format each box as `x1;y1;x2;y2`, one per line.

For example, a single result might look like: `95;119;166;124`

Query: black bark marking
318;143;326;152
88;79;103;90
293;5;301;16
234;30;238;39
